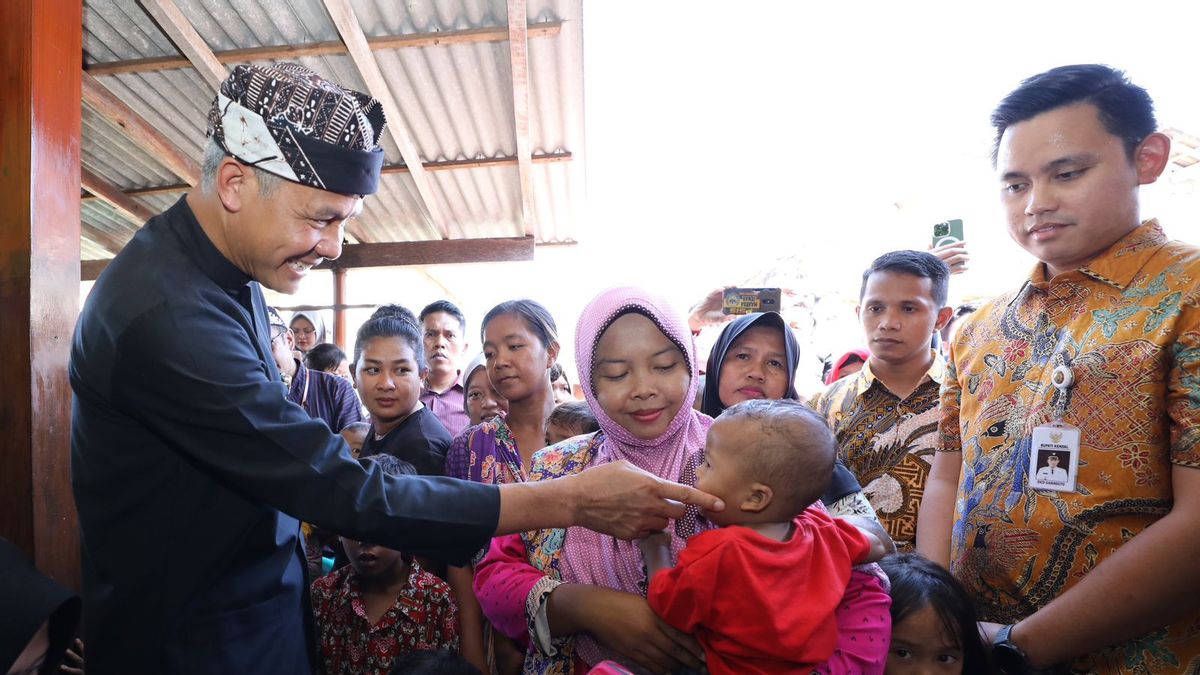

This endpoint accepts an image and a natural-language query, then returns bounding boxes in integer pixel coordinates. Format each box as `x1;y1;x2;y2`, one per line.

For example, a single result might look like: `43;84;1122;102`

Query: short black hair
353;315;426;371
481;299;558;349
880;553;995;674
991;64;1156;165
419;300;466;334
547;400;599;436
717;399;836;515
860;250;950;309
305;342;347;372
370;304;420;328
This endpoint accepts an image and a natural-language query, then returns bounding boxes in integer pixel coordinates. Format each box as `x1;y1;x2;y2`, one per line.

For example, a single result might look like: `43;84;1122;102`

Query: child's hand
639;531;674;578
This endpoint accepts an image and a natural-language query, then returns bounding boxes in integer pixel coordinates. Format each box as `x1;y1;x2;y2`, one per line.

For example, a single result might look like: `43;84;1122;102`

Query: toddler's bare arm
637;531;674;578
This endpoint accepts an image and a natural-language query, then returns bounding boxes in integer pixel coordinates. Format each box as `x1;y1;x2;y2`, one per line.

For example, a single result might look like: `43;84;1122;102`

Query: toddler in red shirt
641;399;889;675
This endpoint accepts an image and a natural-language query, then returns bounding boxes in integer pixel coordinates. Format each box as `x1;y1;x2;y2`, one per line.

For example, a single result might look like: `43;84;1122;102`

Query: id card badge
1028;423;1080;492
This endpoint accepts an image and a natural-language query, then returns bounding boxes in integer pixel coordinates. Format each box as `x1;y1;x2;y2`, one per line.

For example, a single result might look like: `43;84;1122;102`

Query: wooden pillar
0;0;83;588
333;267;347;350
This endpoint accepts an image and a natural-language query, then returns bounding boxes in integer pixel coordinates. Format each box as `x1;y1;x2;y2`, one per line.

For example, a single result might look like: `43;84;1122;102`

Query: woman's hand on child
569;461;724;540
584;587;705;674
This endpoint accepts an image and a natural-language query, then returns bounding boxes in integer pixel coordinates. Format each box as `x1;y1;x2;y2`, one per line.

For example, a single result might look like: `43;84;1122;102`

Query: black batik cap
207;63;386;196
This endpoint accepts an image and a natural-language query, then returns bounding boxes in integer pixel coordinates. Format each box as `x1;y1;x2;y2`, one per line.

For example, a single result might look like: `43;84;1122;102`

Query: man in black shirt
70;63;720;675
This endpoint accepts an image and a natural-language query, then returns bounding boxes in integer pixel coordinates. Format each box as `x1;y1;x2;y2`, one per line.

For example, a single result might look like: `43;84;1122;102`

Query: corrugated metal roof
80;0;584;261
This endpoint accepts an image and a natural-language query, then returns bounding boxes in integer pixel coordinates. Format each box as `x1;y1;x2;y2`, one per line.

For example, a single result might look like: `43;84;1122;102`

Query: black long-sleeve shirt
70;196;499;674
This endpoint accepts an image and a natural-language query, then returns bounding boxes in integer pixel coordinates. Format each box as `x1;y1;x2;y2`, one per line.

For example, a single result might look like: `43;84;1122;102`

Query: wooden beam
506;0;536;237
321;236;535;269
81;259;111;281
81;151;573;201
332;268;347;349
83;236;537;280
82;223;128;257
82;71;201;185
85;21;565;76
82;168;155;224
139;0;226;90
323;0;448;240
0;0;82;588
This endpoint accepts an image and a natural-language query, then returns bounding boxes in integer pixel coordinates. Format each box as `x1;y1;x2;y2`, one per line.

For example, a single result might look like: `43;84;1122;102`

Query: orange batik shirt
940;221;1200;674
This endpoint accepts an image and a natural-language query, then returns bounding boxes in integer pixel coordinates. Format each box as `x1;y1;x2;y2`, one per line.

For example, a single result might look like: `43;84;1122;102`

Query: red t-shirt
647;508;869;674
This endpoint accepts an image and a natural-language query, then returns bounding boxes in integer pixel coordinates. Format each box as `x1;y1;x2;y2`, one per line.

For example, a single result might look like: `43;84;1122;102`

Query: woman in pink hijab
474;287;891;674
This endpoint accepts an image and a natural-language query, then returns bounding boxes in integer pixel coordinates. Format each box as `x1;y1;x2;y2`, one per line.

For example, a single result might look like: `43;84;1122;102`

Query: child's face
465;368;507;426
886;604;963;675
483;313;556;405
545;420;582;446
592;313;690;440
355;337;424;433
717;325;790;407
339;428;367;458
694;417;755;527
341;537;407;584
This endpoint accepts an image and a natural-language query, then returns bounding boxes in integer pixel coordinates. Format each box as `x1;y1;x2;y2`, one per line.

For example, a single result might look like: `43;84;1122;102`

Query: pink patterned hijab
559;287;712;665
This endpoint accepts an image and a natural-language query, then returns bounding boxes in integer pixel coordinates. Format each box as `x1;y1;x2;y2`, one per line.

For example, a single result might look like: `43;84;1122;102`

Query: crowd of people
3;60;1197;675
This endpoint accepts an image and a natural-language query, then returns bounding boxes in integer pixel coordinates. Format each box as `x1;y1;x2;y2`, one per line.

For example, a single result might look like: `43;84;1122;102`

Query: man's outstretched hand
568;461;723;540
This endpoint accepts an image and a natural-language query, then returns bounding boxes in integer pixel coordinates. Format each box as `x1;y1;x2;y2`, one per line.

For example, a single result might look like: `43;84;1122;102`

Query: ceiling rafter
82;71;201;185
80;151;573;202
82;168;156;225
506;0;536;237
85;21;564;76
323;0;449;241
138;0;227;89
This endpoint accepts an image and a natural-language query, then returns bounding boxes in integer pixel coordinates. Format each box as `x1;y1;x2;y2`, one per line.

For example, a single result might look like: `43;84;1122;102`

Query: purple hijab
557;287;712;664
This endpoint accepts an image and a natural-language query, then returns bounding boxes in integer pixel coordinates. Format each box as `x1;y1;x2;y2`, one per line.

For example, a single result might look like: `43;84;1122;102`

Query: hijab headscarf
460;352;488;416
559;287;712;666
289;310;327;349
825;349;870;385
701;312;800;417
0;538;81;674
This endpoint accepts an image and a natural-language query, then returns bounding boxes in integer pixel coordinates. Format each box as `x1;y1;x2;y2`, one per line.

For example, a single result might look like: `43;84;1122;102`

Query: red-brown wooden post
333;267;348;350
0;0;83;588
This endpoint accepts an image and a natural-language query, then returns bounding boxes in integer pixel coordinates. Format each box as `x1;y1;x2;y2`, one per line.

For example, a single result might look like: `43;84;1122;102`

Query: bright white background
197;1;1200;383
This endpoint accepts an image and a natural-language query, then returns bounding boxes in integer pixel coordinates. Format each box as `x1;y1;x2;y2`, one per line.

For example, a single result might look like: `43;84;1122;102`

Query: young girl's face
355;337;423;435
483;312;556;405
465;367;507;426
593;313;690;440
886;604;963;675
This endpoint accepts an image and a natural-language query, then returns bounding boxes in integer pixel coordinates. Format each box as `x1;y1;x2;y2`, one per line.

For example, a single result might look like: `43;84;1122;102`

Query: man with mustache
418;300;471;438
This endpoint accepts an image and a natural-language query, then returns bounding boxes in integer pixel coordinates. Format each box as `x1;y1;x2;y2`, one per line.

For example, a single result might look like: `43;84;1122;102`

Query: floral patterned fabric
942;221;1200;674
445;417;527;486
809;352;945;551
311;560;460;675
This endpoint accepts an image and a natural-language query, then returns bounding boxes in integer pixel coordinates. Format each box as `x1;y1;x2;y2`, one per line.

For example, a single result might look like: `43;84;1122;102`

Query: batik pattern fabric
311;560;460;675
941;221;1200;674
809;354;945;551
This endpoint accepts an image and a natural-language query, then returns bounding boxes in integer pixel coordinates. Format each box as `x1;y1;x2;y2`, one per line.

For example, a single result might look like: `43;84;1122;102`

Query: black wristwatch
993;623;1033;675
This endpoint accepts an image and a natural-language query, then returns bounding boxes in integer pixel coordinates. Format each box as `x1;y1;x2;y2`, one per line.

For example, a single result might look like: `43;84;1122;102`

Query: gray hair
200;137;282;196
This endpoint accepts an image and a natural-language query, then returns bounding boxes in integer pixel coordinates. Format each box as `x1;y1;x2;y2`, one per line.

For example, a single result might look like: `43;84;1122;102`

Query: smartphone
721;288;782;315
932;219;964;248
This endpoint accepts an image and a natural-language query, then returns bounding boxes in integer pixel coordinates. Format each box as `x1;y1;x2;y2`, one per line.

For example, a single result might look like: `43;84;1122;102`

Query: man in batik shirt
810;250;953;551
917;64;1200;674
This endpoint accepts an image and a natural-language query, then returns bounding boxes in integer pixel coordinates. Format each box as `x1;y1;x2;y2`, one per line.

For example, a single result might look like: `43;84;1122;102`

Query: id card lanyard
1028;362;1081;493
